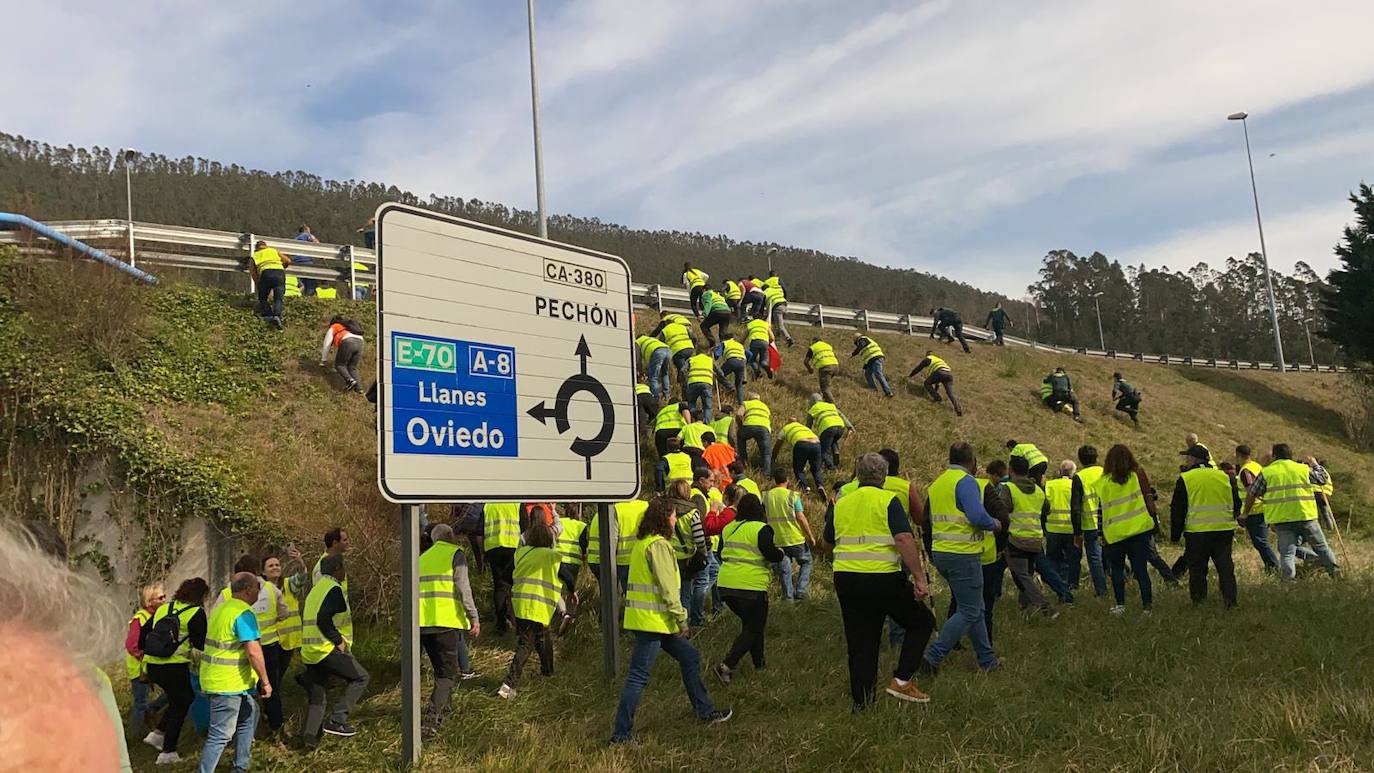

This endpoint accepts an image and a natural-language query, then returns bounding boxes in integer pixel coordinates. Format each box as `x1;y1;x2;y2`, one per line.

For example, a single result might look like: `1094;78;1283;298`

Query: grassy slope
86;297;1374;772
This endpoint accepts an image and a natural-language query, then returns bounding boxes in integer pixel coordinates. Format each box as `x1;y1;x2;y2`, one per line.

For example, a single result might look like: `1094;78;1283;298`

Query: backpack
141;603;186;658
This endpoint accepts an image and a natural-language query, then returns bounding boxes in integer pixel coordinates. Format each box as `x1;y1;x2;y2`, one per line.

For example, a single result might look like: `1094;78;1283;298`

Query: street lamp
120;147;137;267
526;0;548;239
1091;292;1106;350
765;246;778;274
1227;111;1285;369
1301;319;1316;369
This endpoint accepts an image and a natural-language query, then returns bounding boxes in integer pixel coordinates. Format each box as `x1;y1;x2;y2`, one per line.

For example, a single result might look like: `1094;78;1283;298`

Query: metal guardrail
0;218;1342;374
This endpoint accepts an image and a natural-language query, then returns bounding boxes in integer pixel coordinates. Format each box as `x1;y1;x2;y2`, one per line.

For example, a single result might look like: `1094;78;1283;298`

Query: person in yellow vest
141;577;210;765
653;400;689;459
1168;445;1241;607
1234;444;1280;572
938;459;1011;645
1183;433;1220;469
738;394;773;475
709;406;737;452
712;492;784;686
314;284;339;299
729;461;762;502
690;469;726;625
587;499;650;591
477;502;527;636
609;497;732;743
249;239;292;329
804;337;840;402
682;262;711;318
637;333;672;401
658;436;696;493
636;377;660;432
823;453;936;707
1241;443;1340;581
740;275;767;320
197;572;273;773
806;393;854;472
850;334;893;397
497;523;562;699
214;554;291;736
300;554;369;743
1309;456;1337;531
264;548;306;712
999;454;1064;619
666;477;710;627
907;350;963;416
1005;439;1049;483
1094;444;1162;614
1070;445;1108;596
744;315;775;380
351;260;373;300
418;525;480;736
312;527;351;591
765;469;817;600
720;278;742;317
717;336;748;404
656;311;698;392
1043;460;1080;597
920;443;1007;674
555;511;587;634
124;582;168;735
699;287;734;346
684;343;723;424
762;271;793;347
284;274;303;298
779;419;825;493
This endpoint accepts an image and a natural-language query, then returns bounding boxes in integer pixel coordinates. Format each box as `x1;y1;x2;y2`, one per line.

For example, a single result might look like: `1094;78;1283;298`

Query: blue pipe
0;213;158;284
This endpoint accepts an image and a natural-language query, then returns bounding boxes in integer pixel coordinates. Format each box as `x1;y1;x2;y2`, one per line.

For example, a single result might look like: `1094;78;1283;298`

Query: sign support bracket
400;503;422;768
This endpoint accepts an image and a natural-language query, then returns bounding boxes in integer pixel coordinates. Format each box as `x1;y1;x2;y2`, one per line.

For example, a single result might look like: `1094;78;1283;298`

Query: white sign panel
375;204;641;502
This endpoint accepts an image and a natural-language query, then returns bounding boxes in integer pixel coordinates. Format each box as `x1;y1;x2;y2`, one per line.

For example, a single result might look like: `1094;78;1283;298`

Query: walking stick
1331;508;1352;568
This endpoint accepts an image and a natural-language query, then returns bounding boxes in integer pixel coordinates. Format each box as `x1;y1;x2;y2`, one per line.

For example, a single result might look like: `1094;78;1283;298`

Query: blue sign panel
390;332;518;457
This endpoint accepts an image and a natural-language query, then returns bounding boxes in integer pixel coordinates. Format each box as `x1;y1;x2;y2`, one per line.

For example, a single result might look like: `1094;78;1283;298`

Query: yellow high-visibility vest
857;338;884;364
1094;472;1154;544
558;519;586;567
687;353;715;385
484;502;522;549
278;582;302;651
1182;466;1236;533
200;597;258;694
661;322;694;355
780;421;817;448
1260;459;1318;525
217;580;283;647
142;602;199;666
720;339;746;362
1240;460;1265;515
419;542;470;630
746;319;771;344
765;486;804;547
655;403;686;432
807;401;846;433
301;576;351;666
125;608;153;679
742;399;771;428
664;451;694;483
832;486;902;572
587;500;648;566
678;422;711;451
252;247;284;272
975;478;997;565
723;280;742;301
1074;465;1105;531
512;546;562;626
929;468;983;555
809;341;838;369
637;335;668;366
1010;443;1048;468
737;478;762;500
624;537;678;633
1004;482;1047;541
913;354;950;379
718;520;771;592
1044;478;1074;535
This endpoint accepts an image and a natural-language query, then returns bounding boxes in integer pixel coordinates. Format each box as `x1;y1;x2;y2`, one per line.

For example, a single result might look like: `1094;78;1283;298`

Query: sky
5;1;1373;296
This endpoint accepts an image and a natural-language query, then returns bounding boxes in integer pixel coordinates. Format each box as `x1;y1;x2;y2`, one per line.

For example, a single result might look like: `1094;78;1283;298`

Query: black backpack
141;603;186;658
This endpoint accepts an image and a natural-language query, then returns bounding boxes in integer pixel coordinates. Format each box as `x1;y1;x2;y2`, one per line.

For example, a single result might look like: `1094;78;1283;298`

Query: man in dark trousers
929;307;972;353
1043;366;1083;422
1169;445;1241;607
1112;373;1141;425
907;351;962;416
300;554;370;744
984;304;1012;346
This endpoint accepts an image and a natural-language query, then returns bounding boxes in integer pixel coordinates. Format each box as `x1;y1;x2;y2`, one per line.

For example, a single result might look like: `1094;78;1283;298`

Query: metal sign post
597;502;619;679
375;203;640;767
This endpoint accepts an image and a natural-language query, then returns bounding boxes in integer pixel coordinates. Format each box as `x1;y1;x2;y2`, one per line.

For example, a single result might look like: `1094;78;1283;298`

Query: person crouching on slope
320;316;365;392
498;522;562;699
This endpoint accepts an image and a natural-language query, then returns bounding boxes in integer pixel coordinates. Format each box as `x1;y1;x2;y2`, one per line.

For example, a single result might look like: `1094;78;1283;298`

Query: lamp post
1227;111;1285;369
121;148;137;267
765;246;778;274
1092;292;1106;350
526;0;548;239
1301;319;1316;369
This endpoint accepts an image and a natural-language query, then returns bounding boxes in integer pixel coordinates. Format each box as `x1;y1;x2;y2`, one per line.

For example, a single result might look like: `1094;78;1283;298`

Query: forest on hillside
0;133;1342;363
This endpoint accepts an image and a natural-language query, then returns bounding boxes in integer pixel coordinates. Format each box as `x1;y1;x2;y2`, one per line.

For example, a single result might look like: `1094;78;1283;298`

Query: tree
1320;183;1374;363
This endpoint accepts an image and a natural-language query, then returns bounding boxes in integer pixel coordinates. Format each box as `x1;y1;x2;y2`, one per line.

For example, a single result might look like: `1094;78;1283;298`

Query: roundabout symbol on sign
527;335;616;479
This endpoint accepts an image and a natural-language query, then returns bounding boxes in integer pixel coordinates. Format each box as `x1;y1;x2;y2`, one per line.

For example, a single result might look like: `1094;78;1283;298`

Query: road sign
376;204;642;502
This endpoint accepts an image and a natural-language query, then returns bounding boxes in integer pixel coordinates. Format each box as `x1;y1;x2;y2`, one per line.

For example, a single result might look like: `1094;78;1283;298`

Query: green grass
121;543;1374;772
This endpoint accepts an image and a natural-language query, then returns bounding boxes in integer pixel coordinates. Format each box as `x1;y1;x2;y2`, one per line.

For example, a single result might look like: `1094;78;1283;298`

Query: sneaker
1141;608;1153;616
1041;608;1061;620
884;678;931;703
142;730;165;750
155;752;182;765
322;721;358;737
557;613;574;636
713;664;732;687
460;671;479;681
497;683;516;700
704;708;734;725
1109;605;1126;615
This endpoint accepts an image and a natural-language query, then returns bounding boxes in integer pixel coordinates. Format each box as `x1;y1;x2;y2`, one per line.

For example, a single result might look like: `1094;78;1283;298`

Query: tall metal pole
124;150;136;267
597;502;620;680
400;504;421;767
526;0;548;239
1234;115;1285;369
1303;320;1316;369
1093;295;1106;350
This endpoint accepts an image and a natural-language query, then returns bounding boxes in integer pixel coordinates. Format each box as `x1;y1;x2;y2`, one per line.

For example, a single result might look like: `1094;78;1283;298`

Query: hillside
5;256;1374;771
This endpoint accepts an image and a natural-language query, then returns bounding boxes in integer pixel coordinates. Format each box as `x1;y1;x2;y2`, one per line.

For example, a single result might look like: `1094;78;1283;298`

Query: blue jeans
1245;514;1280;570
685;382;714;424
818;427;844;471
926;552;997;669
1106;531;1154;608
646;347;672;400
746;340;769;377
672;350;692;392
792;441;824;491
198;693;257;773
129;677;168;735
1044;532;1081;589
721;358;746;404
1082;529;1107;596
773;544;813;600
681;562;709;626
1034;547;1075;602
1273;520;1340;580
739;425;772;474
611;632;716;741
864;357;892;396
705;549;722;611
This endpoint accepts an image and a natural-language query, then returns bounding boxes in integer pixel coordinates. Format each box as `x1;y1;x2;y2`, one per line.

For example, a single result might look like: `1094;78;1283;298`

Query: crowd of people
63;267;1347;764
